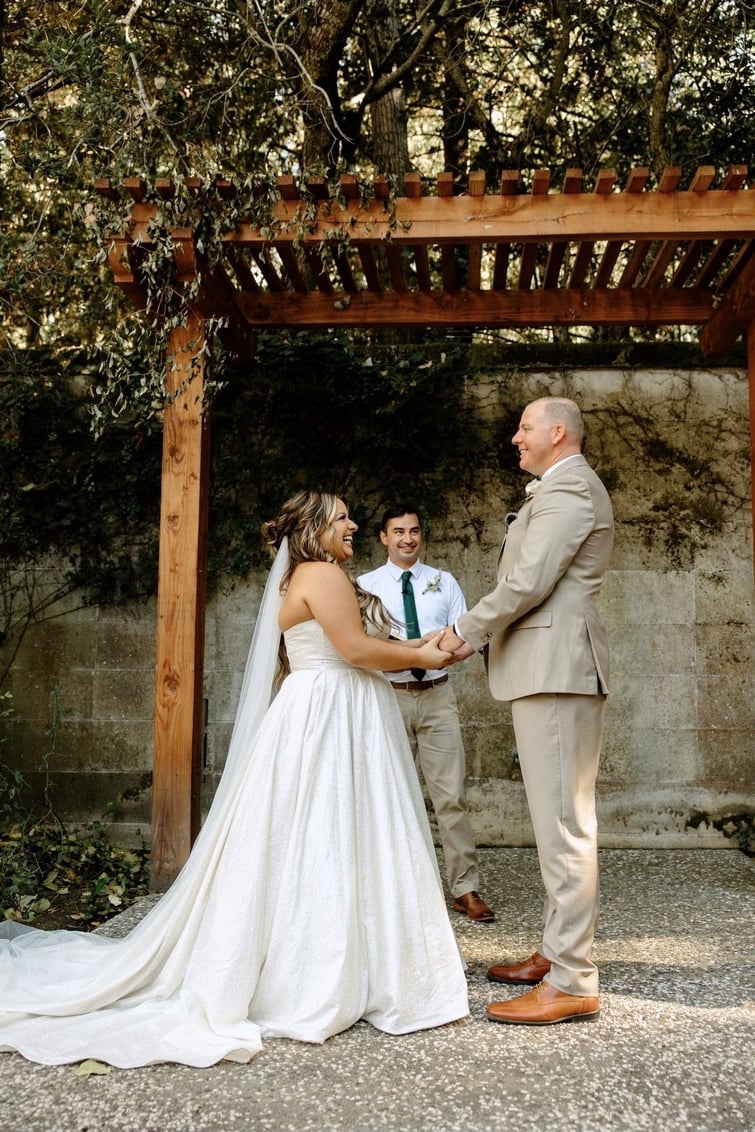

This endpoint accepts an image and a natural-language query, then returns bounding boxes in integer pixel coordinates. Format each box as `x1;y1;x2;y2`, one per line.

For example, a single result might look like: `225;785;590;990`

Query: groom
441;396;614;1025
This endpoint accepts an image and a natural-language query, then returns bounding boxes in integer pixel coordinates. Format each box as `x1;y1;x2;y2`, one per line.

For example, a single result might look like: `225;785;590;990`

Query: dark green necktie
401;571;426;681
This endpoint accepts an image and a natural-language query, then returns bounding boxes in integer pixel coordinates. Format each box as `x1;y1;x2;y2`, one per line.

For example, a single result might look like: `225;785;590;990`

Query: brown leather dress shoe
487;982;599;1026
487;950;551;984
452;891;495;922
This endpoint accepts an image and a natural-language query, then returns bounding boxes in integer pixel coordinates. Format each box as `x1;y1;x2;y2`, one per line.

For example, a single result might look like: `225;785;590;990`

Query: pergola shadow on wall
96;165;755;888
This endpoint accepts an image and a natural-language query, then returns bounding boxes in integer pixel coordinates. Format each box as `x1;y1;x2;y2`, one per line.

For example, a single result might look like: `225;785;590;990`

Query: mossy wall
3;366;753;850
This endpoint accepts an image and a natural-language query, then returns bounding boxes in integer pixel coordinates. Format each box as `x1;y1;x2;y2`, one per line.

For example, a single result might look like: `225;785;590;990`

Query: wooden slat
404;172;422;199
305;176;329;200
500;171;520;195
595;168;650;288
277;175;298;202
669;240;711;288
373;175;390;201
679;172;749;289
658;166;682;192
249;247;286;292
493;172;520;288
654;173;713;287
618;240;653;288
694;239;739;288
643;239;682;288
568;242;595;289
333;248;358;292
689;166;716;192
568;171;615;288
683;161;751;287
413;244;432;291
468;171;486;197
236;286;715;329
438;172;454;197
275;244;309;292
224;245;260;293
463;176;486;287
717;239;754;290
493;244;511;290
339;174;359;201
155;177;176;199
721;165;748;190
215;179;236;199
441;245;457;291
531;169;551;195
467;241;482;290
544;170;583;289
700;242;755;355
94;178;118;200
302;245;335;292
354;243;382;290
518;170;550;289
384;242;407;291
677;167;747;285
518;246;538;290
124;177;147;202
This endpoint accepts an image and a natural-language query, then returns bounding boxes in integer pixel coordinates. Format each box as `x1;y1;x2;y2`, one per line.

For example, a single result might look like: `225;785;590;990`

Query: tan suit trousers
511;691;606;997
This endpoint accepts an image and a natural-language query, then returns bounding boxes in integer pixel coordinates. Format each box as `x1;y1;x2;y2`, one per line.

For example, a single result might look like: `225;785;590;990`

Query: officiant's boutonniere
524;478;542;497
422;572;442;594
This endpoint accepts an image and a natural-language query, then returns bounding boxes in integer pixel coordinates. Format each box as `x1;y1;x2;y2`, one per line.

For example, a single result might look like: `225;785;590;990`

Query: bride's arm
287;562;450;672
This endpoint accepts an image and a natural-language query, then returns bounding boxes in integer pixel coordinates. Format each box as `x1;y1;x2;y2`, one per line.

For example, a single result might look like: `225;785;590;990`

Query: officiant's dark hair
380;504;422;531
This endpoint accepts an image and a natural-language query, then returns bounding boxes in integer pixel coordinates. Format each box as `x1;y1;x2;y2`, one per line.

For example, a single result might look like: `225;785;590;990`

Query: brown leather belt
390;674;449;692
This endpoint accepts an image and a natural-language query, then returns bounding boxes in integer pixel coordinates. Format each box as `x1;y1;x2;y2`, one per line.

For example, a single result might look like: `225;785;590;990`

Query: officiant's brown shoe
487;951;551;985
452;891;495;922
487;982;599;1026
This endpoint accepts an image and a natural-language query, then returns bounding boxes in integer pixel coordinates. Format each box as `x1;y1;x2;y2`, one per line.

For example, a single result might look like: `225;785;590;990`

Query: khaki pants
393;681;480;898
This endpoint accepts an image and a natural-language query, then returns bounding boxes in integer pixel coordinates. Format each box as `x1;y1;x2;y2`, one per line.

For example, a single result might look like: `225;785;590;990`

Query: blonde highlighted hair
261;491;391;683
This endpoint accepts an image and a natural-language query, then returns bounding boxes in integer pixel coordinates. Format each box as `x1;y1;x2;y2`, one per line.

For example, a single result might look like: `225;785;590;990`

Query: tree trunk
298;0;364;171
364;0;410;181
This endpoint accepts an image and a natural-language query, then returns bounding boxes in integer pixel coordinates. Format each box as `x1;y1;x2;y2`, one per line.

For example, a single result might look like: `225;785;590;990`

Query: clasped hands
421;628;475;665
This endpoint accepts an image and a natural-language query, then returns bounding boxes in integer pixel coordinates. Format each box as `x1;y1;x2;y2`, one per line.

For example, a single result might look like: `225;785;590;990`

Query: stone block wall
2;367;753;850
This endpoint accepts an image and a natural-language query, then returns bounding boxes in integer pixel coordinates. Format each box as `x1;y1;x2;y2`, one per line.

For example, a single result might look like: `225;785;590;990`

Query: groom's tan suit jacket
457;455;613;702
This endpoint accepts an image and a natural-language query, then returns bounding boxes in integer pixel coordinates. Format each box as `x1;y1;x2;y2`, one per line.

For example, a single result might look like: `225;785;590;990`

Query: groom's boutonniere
524;478;542;497
422;572;442;594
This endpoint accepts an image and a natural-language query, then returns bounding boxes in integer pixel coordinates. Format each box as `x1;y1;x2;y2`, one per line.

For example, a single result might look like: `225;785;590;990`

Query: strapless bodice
283;619;388;673
283;620;352;672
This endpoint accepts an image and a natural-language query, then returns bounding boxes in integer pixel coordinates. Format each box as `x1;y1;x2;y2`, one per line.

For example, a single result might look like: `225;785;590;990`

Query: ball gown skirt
0;621;468;1067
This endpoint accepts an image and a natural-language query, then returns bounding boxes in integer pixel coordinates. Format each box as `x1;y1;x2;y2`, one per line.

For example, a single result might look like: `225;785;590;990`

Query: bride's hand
415;631;454;670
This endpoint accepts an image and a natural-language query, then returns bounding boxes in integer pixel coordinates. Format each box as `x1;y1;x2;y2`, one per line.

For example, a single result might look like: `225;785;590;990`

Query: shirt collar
542;453;583;480
386;559;423;580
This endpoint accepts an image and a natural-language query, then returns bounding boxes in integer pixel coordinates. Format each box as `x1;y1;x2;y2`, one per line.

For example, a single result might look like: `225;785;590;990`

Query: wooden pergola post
150;314;210;889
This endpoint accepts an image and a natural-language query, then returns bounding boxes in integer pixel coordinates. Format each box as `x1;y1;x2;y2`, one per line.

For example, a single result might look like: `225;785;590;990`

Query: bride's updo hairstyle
261;490;391;638
261;490;343;589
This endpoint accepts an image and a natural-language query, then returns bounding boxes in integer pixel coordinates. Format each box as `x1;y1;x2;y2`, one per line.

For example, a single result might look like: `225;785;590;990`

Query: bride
0;490;469;1067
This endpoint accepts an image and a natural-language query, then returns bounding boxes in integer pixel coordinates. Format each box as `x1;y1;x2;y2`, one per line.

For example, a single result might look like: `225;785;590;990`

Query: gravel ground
1;848;753;1132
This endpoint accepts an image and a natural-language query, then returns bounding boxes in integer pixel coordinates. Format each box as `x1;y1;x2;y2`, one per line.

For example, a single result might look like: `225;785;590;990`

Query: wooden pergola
96;165;755;887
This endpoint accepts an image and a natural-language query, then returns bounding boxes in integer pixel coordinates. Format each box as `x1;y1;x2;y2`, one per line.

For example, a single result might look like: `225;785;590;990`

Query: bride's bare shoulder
291;560;345;579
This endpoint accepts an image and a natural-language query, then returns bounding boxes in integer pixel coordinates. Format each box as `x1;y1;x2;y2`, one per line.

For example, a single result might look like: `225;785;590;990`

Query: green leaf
72;1060;112;1077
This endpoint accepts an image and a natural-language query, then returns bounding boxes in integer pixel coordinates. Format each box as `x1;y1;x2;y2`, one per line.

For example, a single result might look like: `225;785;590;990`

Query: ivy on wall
0;351;163;680
0;333;488;675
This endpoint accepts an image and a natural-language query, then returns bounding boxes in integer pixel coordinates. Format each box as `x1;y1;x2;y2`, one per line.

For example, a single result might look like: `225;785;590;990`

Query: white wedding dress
0;581;468;1067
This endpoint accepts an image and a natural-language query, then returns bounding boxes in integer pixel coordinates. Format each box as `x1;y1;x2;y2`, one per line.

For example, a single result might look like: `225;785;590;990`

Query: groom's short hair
380;504;422;531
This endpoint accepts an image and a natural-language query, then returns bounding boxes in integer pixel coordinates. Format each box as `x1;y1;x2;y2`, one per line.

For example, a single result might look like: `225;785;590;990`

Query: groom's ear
379;530;389;547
